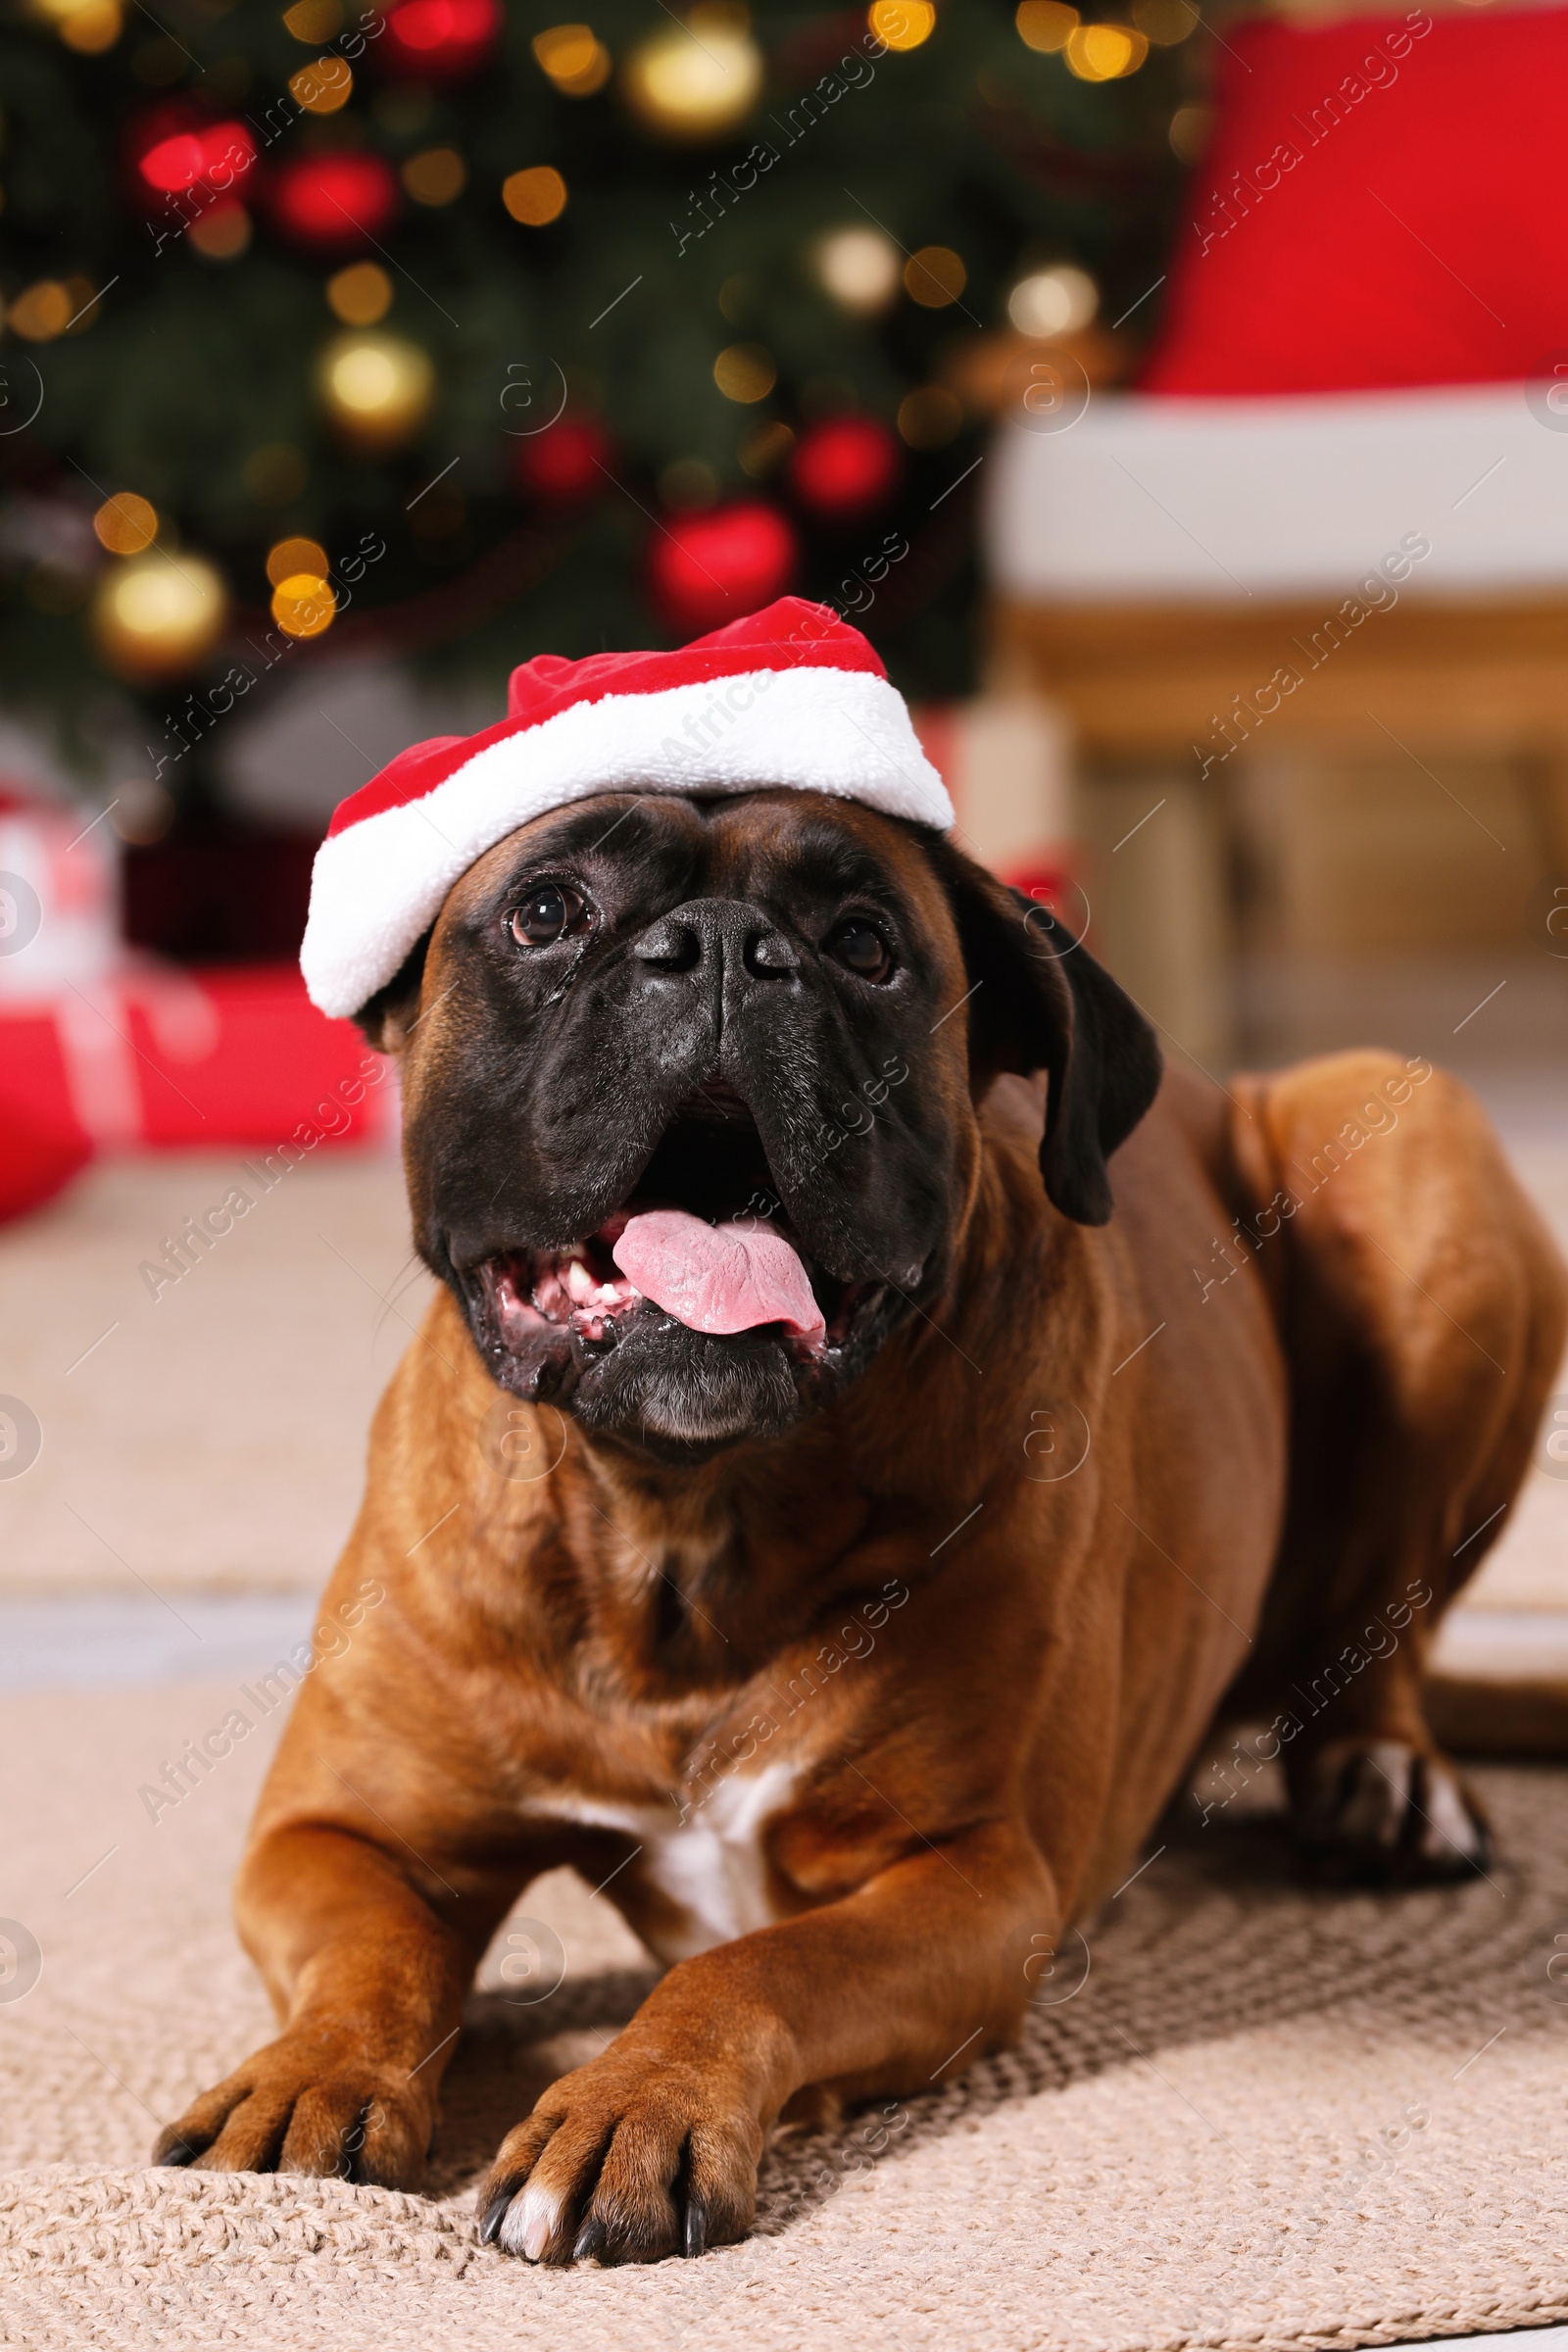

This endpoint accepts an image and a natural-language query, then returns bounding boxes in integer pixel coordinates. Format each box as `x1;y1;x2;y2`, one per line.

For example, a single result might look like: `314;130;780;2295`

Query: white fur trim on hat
301;662;953;1020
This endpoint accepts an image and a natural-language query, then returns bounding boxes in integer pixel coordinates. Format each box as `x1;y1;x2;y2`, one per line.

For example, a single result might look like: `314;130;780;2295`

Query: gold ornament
503;166;567;224
91;551;227;680
7;281;73;342
188;202;252;261
326;262;392;325
533;24;612;96
35;0;122;52
904;245;966;309
270;572;336;639
318;330;433;452
282;0;343;39
403;146;466;206
1015;1;1076;53
1063;22;1147;77
814;226;901;316
867;1;934;51
621;10;762;142
93;492;159;556
266;536;328;586
287;55;352;113
712;341;775;403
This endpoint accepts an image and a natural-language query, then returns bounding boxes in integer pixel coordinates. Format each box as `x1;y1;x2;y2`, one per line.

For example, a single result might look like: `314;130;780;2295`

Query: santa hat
300;597;953;1020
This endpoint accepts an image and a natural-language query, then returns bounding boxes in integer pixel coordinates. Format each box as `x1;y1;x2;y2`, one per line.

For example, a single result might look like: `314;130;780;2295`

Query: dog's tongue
612;1210;825;1344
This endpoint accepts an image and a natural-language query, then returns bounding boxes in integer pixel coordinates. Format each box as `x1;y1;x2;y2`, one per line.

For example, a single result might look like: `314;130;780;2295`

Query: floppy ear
353;930;430;1054
929;838;1163;1227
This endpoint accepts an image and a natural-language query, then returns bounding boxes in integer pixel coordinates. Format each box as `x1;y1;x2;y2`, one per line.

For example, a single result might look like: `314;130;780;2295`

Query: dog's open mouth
468;1085;886;1380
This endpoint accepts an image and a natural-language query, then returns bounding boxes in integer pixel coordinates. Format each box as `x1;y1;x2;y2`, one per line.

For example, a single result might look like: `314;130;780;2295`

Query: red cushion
1141;5;1563;397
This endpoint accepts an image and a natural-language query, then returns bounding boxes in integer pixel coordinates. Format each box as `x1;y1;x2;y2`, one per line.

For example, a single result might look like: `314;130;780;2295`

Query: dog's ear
354;930;431;1054
930;837;1162;1226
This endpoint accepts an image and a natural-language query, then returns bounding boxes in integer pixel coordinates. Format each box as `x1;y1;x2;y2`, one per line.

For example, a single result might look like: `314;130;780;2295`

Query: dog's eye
511;884;585;948
826;917;893;983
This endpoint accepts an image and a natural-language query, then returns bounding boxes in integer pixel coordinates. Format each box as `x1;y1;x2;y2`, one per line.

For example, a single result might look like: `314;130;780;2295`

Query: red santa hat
300;597;953;1020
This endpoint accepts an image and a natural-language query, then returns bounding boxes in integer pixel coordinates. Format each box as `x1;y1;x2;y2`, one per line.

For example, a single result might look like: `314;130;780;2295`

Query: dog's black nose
630;899;800;983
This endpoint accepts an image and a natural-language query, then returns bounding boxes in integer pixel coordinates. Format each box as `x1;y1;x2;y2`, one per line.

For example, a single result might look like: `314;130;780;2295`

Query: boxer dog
155;785;1565;2266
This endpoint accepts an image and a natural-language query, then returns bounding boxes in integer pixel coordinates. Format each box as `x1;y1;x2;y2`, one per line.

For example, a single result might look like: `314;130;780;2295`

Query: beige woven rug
3;1680;1568;2351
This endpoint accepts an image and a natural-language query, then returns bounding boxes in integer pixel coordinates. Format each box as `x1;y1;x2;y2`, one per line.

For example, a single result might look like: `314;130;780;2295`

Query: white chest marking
528;1759;800;1962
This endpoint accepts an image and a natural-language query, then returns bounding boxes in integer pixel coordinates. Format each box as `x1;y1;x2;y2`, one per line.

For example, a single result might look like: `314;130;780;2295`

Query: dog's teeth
564;1259;596;1304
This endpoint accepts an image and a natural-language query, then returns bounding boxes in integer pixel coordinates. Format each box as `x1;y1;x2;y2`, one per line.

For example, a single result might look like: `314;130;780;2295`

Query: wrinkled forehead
445;788;959;937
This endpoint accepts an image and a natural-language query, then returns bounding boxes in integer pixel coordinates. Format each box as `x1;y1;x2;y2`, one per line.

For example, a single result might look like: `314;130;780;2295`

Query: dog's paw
475;2044;763;2265
1295;1738;1493;1884
153;2027;435;2187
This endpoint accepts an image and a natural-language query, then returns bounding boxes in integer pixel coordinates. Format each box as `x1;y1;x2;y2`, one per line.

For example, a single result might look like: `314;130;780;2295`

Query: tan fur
156;832;1566;2265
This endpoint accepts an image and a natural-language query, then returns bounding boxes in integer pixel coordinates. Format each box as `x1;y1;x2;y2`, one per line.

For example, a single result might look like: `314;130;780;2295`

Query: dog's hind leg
1219;1052;1567;1884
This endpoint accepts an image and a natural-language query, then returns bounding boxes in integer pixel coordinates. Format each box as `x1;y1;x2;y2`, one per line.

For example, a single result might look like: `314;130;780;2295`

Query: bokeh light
266;536;329;587
713;343;777;403
327;262;393;325
1015;1;1078;51
905;246;966;309
897;385;962;447
281;0;343;38
1063;23;1148;77
532;23;612;94
502;166;567;224
1132;0;1197;41
288;57;352;113
93;493;159;556
187;203;252;261
814;226;902;316
403;146;467;204
621;19;763;139
869;1;936;51
1007;264;1099;338
270;572;336;638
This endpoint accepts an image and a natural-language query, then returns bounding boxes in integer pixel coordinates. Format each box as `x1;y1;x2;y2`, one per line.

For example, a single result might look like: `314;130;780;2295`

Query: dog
154;781;1566;2265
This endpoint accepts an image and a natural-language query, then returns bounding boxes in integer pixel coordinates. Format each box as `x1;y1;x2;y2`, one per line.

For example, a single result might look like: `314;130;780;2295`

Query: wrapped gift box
0;962;394;1165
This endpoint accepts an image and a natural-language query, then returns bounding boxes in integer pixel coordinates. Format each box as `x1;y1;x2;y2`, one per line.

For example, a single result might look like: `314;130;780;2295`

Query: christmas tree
1;0;1196;812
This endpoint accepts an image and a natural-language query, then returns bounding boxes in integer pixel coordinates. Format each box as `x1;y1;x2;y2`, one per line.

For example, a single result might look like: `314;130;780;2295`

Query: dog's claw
682;2196;709;2258
152;2128;200;2168
1296;1739;1493;1884
477;2186;515;2245
572;2214;610;2265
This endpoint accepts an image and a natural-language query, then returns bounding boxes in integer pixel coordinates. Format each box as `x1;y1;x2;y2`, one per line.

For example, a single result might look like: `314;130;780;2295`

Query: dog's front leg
155;1822;499;2185
476;1818;1054;2265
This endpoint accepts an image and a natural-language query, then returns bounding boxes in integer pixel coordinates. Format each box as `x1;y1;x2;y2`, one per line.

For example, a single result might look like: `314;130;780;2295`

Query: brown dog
155;788;1567;2265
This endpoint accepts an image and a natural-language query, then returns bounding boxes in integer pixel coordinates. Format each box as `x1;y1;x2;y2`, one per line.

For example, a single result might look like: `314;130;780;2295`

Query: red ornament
789;415;902;522
646;502;798;635
514;416;614;505
270;153;400;250
127;105;257;213
380;0;501;79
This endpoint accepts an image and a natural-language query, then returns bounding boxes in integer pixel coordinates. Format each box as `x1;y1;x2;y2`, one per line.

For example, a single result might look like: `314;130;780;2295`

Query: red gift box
0;962;395;1222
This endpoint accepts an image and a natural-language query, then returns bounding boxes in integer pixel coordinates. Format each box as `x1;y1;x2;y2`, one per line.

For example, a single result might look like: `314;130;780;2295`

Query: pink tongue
612;1210;825;1343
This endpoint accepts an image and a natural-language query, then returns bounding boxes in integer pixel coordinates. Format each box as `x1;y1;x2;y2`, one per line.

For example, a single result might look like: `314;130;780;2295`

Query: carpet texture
0;1149;431;1594
3;1679;1568;2351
